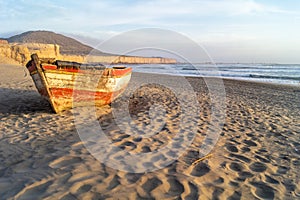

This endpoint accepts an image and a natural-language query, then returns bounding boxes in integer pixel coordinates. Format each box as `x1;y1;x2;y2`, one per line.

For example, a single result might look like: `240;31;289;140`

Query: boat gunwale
41;64;132;76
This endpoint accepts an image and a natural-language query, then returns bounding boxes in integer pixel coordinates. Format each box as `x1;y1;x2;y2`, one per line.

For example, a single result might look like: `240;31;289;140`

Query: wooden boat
26;54;132;113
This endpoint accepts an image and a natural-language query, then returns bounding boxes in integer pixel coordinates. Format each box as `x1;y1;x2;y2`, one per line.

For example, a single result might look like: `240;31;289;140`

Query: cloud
75;0;292;24
0;0;294;31
58;0;297;35
192;0;289;15
1;0;299;63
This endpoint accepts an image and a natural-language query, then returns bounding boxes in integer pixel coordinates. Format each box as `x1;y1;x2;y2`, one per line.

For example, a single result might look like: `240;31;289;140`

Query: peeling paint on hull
26;54;132;113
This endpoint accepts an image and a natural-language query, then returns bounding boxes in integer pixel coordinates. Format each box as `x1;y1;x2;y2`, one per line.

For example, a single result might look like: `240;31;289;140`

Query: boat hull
26;54;132;113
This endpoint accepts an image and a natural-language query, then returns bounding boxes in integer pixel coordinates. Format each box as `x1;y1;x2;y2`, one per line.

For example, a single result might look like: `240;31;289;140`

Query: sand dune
0;65;299;199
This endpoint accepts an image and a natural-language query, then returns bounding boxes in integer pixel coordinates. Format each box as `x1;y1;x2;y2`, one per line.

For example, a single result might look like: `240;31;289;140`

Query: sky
0;0;300;63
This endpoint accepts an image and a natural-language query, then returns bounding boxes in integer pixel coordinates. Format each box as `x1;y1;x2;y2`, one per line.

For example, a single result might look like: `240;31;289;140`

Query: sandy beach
0;64;299;199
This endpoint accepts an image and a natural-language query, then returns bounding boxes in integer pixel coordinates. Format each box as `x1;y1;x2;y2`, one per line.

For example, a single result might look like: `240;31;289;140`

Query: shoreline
2;62;299;87
133;71;300;89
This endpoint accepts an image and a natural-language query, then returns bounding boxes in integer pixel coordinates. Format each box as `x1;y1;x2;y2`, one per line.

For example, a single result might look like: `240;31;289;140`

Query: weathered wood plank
26;54;132;113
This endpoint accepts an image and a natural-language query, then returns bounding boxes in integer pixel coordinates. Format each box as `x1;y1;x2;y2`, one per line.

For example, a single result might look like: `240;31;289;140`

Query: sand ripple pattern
0;66;299;199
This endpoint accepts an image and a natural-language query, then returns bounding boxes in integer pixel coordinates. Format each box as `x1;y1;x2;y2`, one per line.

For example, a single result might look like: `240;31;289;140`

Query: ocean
128;63;300;86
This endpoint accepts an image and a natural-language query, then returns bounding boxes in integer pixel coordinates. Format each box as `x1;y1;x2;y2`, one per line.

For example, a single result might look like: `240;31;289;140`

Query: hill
0;30;177;65
6;30;110;56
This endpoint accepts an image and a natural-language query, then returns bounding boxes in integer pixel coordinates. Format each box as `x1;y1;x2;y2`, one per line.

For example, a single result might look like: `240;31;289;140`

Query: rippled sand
0;65;299;199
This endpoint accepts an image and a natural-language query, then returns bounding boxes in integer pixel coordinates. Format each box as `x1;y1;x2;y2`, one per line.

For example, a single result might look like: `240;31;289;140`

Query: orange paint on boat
26;54;132;113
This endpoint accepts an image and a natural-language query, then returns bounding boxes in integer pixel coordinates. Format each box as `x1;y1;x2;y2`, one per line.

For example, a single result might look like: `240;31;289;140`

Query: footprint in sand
213;177;224;185
241;146;251;153
250;181;275;199
225;143;239;153
237;171;254;182
249;162;267;172
141;177;162;193
190;162;210;177
229;162;244;172
212;187;225;199
125;173;142;184
243;139;258;147
166;178;184;197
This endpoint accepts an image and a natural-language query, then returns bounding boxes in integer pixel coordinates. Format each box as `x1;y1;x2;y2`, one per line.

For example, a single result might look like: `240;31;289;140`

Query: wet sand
0;65;299;199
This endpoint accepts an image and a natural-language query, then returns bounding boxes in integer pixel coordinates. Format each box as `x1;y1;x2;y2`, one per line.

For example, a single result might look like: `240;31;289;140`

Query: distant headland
0;31;177;65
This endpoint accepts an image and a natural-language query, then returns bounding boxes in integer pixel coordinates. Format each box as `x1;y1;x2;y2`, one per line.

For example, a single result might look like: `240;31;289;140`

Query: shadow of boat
0;88;52;114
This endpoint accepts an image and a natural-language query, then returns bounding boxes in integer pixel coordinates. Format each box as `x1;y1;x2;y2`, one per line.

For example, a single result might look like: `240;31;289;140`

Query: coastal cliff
0;40;176;65
0;41;60;65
